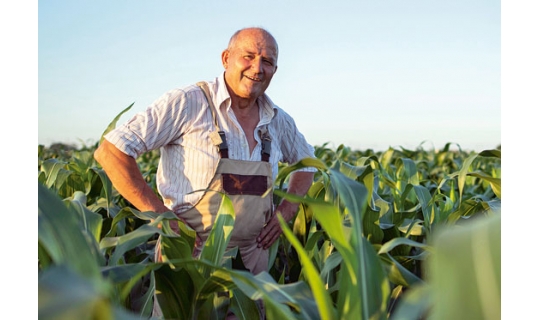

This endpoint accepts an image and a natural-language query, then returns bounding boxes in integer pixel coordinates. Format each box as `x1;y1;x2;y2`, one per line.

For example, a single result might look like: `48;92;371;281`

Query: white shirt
105;72;315;212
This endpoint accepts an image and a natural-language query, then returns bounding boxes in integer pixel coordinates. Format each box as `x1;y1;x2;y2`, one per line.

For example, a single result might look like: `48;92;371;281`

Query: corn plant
270;144;500;319
38;104;501;319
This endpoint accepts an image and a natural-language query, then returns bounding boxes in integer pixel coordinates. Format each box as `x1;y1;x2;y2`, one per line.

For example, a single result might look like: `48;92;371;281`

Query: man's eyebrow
240;49;276;62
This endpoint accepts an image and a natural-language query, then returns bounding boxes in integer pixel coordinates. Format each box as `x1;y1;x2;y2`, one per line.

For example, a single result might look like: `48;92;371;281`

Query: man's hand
168;219;181;234
257;171;314;250
256;204;297;250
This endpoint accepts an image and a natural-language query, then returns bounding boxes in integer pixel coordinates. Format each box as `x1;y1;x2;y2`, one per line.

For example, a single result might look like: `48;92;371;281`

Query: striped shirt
105;72;315;212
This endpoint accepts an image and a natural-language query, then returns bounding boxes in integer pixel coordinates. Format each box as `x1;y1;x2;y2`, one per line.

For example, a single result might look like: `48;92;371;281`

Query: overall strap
258;126;271;162
196;81;229;158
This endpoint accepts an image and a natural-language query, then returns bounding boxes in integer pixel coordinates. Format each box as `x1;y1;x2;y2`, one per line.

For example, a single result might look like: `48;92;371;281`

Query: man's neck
232;100;259;121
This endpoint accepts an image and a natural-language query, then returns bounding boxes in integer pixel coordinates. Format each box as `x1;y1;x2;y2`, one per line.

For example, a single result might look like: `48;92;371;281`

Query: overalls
177;81;275;275
153;82;273;319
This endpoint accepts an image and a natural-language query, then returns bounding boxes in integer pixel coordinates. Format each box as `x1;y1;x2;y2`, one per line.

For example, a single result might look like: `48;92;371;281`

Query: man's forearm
94;140;169;214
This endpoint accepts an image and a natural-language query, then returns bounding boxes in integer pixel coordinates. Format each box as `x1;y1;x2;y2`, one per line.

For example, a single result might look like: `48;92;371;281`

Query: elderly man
94;27;315;317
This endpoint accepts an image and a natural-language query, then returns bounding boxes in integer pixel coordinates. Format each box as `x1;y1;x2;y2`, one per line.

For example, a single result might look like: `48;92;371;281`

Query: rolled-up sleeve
104;88;189;158
274;109;317;173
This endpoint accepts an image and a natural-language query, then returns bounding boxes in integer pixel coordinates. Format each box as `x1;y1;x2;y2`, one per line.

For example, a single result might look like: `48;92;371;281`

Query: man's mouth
245;74;262;82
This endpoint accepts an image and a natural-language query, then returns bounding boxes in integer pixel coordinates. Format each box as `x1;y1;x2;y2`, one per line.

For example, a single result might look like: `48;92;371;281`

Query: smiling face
222;28;278;104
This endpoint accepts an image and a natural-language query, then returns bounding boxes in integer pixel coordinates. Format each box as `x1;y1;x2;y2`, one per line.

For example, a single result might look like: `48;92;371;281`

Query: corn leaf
428;213;501;320
278;214;336;320
38;183;102;278
327;168;390;320
199;192;236;276
99;103;134;144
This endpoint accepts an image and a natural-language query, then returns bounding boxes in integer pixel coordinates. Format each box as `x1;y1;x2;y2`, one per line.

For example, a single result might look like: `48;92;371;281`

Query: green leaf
478;149;501;158
99;103;134;144
154;264;195;319
66;191;103;243
91;166;114;214
104;224;162;265
379;254;423;287
160;234;195;263
457;153;478;201
38;183;101;278
378;237;431;255
40;158;70;189
199;192;236;275
278;214;336;320
230;288;262;320
228;269;321;320
468;171;501;199
428;213;501;320
276;157;326;189
397;158;420;186
327;168;391;319
39;266;120;320
390;284;433;320
101;263;157;301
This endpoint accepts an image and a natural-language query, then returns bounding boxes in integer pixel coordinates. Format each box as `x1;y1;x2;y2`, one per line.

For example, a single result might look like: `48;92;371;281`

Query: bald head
227;27;279;60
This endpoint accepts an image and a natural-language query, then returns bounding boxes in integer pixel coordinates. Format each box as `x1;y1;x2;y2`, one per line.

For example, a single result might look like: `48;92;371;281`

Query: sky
37;0;502;152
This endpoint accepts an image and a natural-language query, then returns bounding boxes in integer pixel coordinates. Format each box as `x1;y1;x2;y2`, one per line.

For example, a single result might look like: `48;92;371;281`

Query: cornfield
38;107;501;320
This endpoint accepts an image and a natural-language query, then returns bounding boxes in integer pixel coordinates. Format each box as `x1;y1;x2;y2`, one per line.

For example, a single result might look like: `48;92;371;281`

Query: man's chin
239;87;264;99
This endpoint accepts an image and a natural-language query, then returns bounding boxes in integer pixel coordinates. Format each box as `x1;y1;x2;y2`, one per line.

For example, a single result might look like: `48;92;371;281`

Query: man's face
222;30;278;101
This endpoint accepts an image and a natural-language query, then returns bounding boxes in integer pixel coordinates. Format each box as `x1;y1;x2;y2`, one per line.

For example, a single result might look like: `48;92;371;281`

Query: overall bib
184;81;274;274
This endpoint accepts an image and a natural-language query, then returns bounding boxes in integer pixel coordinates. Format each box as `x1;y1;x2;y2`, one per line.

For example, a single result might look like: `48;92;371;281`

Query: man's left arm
257;170;314;250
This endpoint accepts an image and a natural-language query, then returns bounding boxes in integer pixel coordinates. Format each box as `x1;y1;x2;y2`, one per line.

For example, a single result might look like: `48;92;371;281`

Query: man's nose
251;57;263;73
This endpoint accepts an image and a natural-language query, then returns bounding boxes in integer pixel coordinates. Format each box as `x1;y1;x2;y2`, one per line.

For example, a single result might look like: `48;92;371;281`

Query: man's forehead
239;42;277;54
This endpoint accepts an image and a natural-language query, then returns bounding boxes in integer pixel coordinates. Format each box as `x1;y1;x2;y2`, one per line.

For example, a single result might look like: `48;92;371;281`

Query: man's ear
221;50;229;69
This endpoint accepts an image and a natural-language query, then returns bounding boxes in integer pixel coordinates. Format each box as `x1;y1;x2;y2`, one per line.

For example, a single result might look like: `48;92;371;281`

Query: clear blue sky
37;0;501;152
